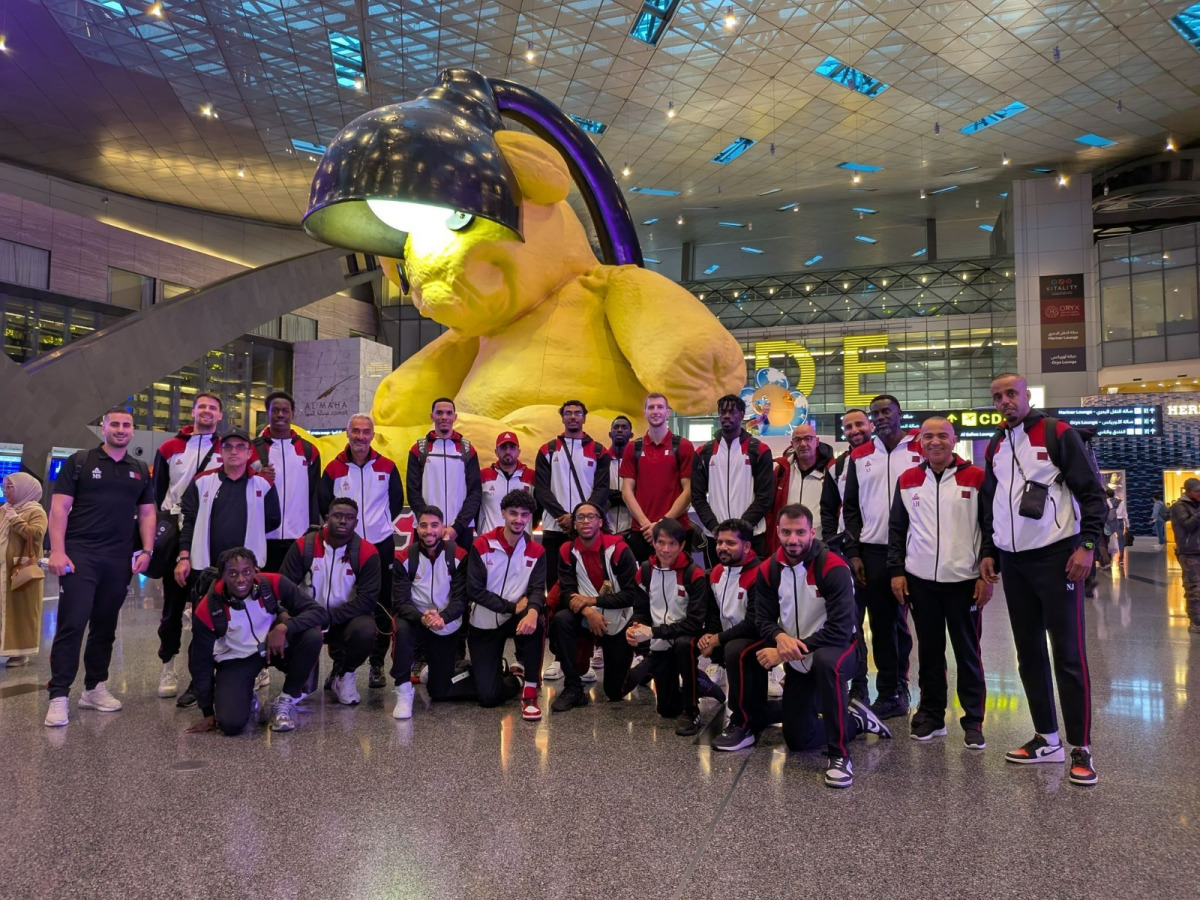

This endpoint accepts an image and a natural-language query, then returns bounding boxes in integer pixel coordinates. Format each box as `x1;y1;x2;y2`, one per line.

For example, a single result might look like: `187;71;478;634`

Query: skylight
1030;167;1054;174
1075;133;1117;148
854;236;877;244
712;138;756;165
960;101;1028;135
979;224;995;232
929;185;959;194
741;247;764;254
642;218;659;225
703;264;720;275
852;207;877;214
757;188;781;196
837;162;883;173
328;31;365;90
778;203;799;211
291;138;327;155
629;187;681;197
717;222;745;228
911;248;927;257
1169;5;1200;53
814;56;889;98
644;257;662;265
630;0;683;47
569;114;607;135
804;255;823;266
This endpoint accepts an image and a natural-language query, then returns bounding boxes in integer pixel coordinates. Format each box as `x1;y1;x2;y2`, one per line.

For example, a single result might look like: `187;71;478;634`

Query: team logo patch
378;474;386;481
174;458;184;466
961;490;972;499
130;471;139;478
1037;451;1049;461
911;455;921;463
341;480;350;491
864;460;872;471
91;468;102;479
525;557;535;567
256;490;262;497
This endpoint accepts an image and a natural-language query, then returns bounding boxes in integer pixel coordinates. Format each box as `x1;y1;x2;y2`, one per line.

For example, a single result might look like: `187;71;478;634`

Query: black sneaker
909;713;947;742
368;665;387;689
850;698;893;739
869;692;910;720
849;684;870;707
675;714;703;737
963;726;986;749
1069;747;1098;785
696;670;726;705
323;672;335;692
824;756;854;789
1005;734;1065;764
551;685;589;713
712;723;756;751
175;688;197;709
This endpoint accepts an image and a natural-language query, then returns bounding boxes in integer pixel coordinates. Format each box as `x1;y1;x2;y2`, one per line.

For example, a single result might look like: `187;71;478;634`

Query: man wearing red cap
479;431;537;535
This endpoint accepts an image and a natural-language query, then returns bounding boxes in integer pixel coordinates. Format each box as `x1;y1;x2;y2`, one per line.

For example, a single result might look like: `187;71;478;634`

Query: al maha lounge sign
1040;274;1086;372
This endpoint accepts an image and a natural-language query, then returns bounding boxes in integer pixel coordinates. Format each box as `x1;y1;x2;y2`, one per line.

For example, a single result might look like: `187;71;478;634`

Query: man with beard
755;504;891;788
767;424;836;552
548;502;641;712
691;394;775;567
406;398;482;554
467;490;547;719
620;393;695;563
607;415;634;537
254;390;321;574
392;506;474;718
319;414;405;690
478;432;536;535
822;409;874;546
842;395;921;719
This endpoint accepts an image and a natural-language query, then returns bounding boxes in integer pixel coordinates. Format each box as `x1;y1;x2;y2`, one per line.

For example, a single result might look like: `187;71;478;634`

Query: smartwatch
1081;540;1095;551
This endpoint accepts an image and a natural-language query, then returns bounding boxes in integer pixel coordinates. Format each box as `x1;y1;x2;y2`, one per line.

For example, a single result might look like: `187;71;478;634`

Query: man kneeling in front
186;547;325;735
755;504;891;787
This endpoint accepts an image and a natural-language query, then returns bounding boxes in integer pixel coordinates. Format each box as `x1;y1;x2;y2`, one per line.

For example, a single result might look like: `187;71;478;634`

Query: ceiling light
676;214;684;225
1165;137;1177;151
723;7;737;29
237;165;245;178
1057;173;1068;187
200;103;214;118
667;101;676;119
147;2;163;16
851;173;861;184
525;43;535;62
793;204;799;212
0;36;7;53
919;189;926;199
354;77;365;91
1002;153;1010;166
622;164;631;178
975;198;980;208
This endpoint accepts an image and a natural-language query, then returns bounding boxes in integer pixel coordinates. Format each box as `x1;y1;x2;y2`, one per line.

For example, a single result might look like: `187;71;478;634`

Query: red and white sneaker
521;685;542;721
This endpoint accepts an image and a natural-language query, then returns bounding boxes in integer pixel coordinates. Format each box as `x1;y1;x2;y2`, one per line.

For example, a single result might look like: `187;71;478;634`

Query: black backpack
298;531;364;578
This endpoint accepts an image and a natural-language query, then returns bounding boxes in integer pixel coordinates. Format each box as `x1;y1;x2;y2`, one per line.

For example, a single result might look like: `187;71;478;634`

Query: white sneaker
254;669;271;691
331;672;361;705
393;682;414;719
590;647;604;669
44;697;69;727
581;666;598;683
543;660;563;680
767;666;784;699
157;661;178;698
79;682;123;712
706;663;726;687
417;664;429;685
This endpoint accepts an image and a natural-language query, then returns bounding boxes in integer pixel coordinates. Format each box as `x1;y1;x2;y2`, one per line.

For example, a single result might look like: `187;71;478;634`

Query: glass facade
1099;224;1200;367
2;282;292;434
683;258;1017;416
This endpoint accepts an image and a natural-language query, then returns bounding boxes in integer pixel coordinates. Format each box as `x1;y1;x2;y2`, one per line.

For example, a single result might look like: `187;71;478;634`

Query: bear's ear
495;131;572;205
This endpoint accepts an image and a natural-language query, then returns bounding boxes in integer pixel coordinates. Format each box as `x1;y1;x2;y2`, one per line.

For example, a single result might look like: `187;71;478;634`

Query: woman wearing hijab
2;472;48;666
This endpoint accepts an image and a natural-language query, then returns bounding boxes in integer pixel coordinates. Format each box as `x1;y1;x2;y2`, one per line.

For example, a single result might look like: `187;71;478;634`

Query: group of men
40;371;1104;788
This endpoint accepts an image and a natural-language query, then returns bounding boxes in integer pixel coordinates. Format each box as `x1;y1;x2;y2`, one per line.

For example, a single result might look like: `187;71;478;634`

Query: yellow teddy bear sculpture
317;130;745;472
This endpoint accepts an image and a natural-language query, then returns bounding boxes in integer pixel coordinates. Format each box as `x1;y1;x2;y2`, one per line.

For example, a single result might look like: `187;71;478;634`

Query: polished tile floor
1;546;1196;899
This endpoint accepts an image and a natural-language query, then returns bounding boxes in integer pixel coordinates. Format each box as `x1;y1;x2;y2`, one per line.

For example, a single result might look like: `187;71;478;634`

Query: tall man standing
320;414;405;689
822;408;874;546
254;390;321;573
980;373;1106;786
406;398;482;554
45;407;156;727
151;391;223;699
888;417;992;748
842;394;921;719
691;394;775;566
620;392;695;563
478;432;536;535
534;400;611;589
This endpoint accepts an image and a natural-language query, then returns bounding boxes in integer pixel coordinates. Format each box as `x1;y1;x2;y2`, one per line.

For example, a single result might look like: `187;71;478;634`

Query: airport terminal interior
2;1;1200;897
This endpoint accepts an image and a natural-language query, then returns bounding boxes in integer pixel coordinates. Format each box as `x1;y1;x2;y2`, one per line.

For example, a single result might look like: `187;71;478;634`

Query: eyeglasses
574;513;602;522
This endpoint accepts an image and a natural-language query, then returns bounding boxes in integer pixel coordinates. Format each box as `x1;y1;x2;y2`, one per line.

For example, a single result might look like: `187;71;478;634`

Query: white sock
1039;731;1060;746
1075;744;1090;754
524;680;538;690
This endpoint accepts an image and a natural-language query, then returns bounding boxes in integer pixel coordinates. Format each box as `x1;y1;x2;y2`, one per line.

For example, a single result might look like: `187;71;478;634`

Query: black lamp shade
303;70;521;256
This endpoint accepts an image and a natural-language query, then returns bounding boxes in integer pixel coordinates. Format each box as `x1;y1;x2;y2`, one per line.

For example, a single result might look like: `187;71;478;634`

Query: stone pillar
1011;175;1099;406
292;338;394;432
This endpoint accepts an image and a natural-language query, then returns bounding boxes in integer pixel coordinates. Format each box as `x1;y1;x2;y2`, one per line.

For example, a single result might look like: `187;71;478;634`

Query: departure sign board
891;406;1162;439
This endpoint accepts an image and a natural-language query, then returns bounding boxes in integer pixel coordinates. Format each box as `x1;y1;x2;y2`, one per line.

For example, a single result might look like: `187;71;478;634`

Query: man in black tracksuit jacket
755;503;891;789
980;374;1106;786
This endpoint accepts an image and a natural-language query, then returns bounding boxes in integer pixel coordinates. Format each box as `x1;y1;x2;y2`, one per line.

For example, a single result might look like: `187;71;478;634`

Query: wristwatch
1081;540;1095;551
176;552;191;562
135;550;150;558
